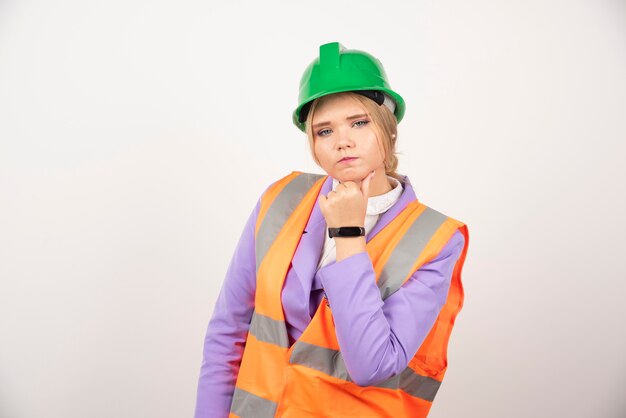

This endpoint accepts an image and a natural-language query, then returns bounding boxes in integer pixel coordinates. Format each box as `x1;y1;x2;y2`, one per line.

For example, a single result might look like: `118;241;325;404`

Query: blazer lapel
289;175;331;284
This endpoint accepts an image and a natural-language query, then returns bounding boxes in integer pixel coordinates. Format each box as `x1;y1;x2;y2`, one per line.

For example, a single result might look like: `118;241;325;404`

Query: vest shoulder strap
255;171;326;273
376;203;465;300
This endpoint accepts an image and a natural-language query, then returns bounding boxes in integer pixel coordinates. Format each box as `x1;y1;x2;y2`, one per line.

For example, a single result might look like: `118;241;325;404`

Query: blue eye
317;128;332;136
353;120;369;127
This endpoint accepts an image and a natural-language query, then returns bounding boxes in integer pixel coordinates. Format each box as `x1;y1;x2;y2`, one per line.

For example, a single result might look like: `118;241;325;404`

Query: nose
335;127;354;150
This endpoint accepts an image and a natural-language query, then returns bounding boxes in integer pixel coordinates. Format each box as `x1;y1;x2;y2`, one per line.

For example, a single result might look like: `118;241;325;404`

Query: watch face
329;226;365;238
339;227;364;236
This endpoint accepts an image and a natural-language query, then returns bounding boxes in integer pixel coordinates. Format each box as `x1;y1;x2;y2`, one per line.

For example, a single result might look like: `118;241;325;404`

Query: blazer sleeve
193;197;261;418
317;229;466;387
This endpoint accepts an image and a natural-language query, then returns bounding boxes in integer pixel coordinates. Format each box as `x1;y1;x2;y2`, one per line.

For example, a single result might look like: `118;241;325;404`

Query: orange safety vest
229;171;469;418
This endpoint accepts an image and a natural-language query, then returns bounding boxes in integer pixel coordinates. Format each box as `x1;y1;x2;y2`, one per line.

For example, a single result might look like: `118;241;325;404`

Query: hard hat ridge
319;42;342;80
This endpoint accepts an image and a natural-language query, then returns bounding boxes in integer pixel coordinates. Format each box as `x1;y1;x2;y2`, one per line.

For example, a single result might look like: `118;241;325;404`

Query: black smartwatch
328;226;366;238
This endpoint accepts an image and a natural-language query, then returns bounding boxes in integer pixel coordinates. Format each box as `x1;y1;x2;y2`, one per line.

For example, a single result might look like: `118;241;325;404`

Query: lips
338;156;358;163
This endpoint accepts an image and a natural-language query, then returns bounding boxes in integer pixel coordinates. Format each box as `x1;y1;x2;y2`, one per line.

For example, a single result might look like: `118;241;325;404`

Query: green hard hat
292;42;406;132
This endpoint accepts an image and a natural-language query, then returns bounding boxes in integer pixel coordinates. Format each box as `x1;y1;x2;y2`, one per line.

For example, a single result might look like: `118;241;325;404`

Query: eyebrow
312;113;369;129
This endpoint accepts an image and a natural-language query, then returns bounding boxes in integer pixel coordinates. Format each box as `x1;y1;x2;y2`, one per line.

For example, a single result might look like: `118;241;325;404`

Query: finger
361;170;375;198
318;194;327;209
337;182;351;191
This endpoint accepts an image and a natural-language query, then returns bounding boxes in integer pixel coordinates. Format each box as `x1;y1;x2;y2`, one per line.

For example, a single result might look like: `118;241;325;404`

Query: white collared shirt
316;175;404;270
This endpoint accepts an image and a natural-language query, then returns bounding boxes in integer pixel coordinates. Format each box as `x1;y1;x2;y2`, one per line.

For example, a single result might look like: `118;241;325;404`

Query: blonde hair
304;91;403;182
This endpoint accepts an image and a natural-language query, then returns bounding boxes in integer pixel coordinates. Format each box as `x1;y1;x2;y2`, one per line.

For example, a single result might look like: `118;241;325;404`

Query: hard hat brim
293;87;405;133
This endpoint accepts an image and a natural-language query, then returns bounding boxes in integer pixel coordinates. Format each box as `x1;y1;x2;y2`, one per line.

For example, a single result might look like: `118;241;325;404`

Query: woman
194;42;469;418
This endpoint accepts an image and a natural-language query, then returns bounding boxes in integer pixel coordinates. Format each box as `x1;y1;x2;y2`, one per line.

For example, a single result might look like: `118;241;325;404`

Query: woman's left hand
318;170;375;228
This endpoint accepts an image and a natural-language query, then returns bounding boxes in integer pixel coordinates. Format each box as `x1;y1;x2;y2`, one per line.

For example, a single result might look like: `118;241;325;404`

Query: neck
369;178;393;197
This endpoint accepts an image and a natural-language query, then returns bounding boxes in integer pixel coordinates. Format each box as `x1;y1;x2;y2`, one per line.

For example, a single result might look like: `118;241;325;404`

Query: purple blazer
194;174;465;418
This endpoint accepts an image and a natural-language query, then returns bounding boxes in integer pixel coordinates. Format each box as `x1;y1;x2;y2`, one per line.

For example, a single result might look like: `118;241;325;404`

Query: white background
1;1;625;417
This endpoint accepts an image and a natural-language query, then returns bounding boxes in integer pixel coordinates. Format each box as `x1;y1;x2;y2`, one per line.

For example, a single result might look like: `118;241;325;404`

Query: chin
333;171;365;183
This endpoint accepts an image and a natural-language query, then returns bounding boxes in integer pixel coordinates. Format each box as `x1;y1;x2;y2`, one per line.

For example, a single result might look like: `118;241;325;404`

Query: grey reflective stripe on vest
290;341;393;388
290;341;442;401
249;311;289;348
378;206;448;300
379;366;441;399
290;340;352;381
398;366;442;402
231;387;277;418
256;173;325;273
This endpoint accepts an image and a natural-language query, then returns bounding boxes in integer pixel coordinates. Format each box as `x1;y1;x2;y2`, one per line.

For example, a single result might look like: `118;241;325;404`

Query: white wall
1;1;625;417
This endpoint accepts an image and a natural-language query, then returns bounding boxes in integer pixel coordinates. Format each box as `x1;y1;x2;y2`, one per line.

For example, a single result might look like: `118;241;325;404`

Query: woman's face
311;94;387;184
